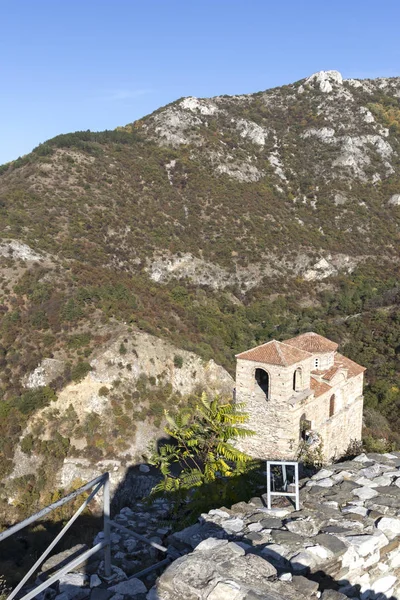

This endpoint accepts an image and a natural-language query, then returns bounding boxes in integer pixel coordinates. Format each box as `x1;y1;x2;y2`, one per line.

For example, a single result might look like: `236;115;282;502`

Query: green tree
150;394;257;522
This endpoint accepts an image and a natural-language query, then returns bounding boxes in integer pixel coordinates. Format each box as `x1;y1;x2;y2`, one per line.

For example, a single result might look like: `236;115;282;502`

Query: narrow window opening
293;367;302;392
255;368;269;398
314;357;320;369
329;394;336;417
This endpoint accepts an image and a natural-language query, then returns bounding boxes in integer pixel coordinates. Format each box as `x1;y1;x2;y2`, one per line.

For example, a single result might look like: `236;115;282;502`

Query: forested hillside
0;70;400;523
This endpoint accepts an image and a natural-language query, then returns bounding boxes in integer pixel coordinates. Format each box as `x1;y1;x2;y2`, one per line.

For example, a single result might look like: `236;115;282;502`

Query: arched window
255;368;269;398
300;413;311;441
329;394;336;417
293;367;302;392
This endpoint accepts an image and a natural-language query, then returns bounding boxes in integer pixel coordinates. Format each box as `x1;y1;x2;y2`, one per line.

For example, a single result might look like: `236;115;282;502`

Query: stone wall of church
235;358;311;460
290;380;363;462
236;357;364;464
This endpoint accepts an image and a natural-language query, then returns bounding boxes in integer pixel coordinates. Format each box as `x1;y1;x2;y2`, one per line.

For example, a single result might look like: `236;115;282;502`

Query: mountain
2;70;400;284
1;70;400;521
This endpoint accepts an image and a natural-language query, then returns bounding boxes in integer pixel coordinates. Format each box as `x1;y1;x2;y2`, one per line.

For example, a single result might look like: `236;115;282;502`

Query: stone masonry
235;332;365;463
45;451;400;600
152;451;400;599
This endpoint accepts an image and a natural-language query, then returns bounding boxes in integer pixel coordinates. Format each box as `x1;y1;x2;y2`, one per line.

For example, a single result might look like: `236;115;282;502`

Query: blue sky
1;0;399;165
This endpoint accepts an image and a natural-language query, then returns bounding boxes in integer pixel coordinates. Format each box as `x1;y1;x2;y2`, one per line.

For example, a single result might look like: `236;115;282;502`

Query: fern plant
149;393;258;523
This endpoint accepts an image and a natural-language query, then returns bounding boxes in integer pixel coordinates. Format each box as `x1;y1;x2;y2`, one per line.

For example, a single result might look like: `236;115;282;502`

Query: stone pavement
34;452;400;599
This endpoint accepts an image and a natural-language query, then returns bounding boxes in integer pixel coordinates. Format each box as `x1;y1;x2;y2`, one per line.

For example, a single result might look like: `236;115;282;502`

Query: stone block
344;531;388;557
58;573;90;600
207;581;244;600
352;487;379;500
89;575;101;588
222;517;245;534
259;517;283;529
286;519;319;536
376;516;400;540
271;530;304;547
314;534;347;557
292;575;319;596
312;469;334;481
370;575;397;595
89;590;112;600
108;577;147;597
289;550;316;573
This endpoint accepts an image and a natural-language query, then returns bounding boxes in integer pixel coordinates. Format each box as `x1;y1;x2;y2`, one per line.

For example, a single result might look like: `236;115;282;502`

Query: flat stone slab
289;550;316;573
292;575;319;596
330;460;370;472
337;480;361;492
352;486;378;500
108;578;147;596
40;545;90;578
344;531;388;557
311;469;334;481
376;516;400;540
286;519;319;536
314;534;347;557
259;517;283;529
375;485;400;496
90;590;112;600
367;495;400;509
271;530;305;547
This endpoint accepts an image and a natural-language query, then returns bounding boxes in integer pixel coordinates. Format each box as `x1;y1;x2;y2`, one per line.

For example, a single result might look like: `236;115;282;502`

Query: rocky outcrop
388;194;400;206
0;239;44;261
24;358;65;389
38;452;400;600
7;328;233;503
149;452;400;599
147;251;361;289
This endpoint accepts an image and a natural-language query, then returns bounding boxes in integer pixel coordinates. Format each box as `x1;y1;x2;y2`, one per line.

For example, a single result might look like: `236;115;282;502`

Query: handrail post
103;472;111;578
295;462;300;511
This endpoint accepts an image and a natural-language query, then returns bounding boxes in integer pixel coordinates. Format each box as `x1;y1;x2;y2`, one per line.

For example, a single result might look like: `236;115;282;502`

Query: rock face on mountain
4;327;233;503
1;70;400;287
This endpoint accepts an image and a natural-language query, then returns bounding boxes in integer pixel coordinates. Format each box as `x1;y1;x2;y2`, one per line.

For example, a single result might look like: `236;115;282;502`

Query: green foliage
173;354;183;368
98;386;109;397
38;432;70;459
20;434;34;456
368;100;400;134
70;361;92;382
297;436;325;469
150;393;257;521
67;333;91;349
14;387;56;415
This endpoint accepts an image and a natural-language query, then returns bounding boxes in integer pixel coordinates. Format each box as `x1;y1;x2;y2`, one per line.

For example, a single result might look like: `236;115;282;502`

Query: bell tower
235;340;312;460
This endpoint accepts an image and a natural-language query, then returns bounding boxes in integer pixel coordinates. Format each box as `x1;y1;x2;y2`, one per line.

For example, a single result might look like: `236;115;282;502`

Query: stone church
235;332;365;463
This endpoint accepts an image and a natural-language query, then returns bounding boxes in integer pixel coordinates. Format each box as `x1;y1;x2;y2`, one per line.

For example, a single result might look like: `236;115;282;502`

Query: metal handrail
0;472;111;600
266;461;300;511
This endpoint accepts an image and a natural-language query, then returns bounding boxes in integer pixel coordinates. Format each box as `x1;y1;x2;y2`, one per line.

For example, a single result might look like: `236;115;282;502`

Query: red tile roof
310;376;332;398
236;340;311;367
284;332;338;353
236;333;366;377
321;365;340;381
334;353;366;378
